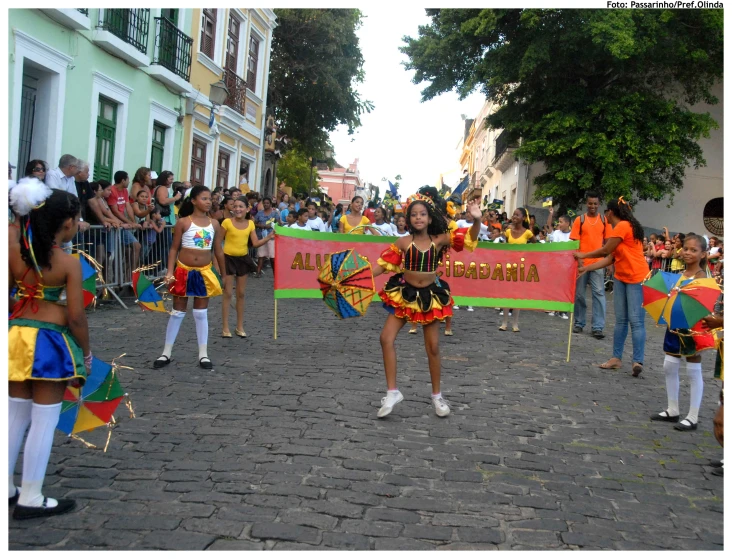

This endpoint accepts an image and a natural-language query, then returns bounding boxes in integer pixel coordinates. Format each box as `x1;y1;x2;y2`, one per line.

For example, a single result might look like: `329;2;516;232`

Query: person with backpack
570;191;613;339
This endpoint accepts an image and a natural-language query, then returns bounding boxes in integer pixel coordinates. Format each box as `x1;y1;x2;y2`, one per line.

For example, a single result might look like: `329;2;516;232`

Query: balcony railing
152;17;193;81
77;9;89;16
99;8;150;54
223;67;247;115
493;130;518;164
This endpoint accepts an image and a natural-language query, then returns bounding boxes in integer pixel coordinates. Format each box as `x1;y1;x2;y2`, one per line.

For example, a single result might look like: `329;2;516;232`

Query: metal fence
76;224;173;308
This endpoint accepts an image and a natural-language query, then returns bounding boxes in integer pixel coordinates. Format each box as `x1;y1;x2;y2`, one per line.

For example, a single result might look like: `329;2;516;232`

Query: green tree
401;9;722;208
268;9;374;158
277;144;319;196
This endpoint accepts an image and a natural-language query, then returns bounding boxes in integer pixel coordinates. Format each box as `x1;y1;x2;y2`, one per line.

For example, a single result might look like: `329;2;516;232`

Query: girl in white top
394;214;410;237
153;186;226;371
370;207;393;237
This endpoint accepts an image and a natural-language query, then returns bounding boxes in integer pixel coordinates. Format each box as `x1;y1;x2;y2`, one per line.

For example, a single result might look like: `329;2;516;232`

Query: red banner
274;227;579;311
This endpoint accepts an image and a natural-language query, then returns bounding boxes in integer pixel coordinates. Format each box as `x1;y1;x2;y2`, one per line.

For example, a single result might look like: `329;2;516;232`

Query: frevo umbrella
72;252;98;308
662;277;722;331
56;357;126;436
132;269;167;313
642;271;680;325
317;249;376;319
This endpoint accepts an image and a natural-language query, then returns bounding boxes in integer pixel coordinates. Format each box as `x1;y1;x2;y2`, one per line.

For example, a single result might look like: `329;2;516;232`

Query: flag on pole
542;197;553;207
452;175;469;197
388;181;398;197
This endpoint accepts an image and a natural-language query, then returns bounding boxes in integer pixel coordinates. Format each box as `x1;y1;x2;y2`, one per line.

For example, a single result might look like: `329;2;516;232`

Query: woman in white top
153;186;226;370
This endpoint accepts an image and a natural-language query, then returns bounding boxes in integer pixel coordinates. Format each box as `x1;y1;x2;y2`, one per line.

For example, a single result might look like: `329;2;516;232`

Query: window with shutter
247;35;259;92
226;15;239;71
94;97;117;182
217;151;230;189
200;9;217;59
191;139;207;186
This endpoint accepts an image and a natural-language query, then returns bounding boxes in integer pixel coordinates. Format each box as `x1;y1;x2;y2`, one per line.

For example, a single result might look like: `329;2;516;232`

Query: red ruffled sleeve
450;227;478;252
378;244;403;273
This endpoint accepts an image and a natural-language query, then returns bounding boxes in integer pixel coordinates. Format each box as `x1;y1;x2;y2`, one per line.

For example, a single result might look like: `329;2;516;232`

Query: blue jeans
574;269;606;331
612;278;646;364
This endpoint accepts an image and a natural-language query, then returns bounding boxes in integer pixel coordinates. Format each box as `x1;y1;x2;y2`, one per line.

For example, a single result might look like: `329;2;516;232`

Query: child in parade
153;186;226;370
289;208;312;230
650;235;715;431
285;211;297;227
394;214;410;237
220;198;274;338
371;207;395;237
372;192;481;418
499;207;537;332
8;179;90;519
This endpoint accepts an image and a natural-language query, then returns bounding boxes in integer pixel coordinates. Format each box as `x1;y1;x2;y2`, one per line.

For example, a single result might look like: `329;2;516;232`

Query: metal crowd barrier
75;224;175;309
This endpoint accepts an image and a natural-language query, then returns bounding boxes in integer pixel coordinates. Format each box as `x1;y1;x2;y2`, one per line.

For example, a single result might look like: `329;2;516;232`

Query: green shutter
150;122;165;174
94;97;117;182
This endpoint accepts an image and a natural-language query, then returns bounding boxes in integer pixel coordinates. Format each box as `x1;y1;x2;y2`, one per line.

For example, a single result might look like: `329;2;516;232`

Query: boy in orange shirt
570;191;613;339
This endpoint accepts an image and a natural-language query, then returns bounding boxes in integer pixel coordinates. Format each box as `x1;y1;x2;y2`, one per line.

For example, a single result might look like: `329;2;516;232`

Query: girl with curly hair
372;192;482;418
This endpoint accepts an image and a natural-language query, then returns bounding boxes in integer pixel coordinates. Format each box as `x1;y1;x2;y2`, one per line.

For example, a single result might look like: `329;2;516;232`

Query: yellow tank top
506;228;533;244
340;214;371;234
222;218;254;256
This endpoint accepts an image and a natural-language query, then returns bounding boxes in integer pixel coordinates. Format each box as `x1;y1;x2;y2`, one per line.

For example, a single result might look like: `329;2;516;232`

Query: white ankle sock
686;361;704;424
664;355;681;416
387;389;399;394
163;310;186;357
8;397;32;498
18;402;62;507
193;308;209;359
432;392;442;399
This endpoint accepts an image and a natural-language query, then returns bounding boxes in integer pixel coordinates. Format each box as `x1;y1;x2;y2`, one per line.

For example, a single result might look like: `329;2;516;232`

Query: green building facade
8;8;196;181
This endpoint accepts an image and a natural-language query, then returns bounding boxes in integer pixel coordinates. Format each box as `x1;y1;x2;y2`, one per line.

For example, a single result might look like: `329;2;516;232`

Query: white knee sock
664;355;681;416
685;361;704;424
192;308;209;359
8;397;32;498
18;402;62;508
162;310;186;357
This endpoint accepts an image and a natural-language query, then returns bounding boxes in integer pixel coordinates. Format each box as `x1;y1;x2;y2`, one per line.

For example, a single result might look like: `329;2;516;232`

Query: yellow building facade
181;8;276;194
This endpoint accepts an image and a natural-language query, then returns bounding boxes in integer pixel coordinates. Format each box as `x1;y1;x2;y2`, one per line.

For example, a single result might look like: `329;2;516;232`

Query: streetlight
309;147;333;199
209;79;230;107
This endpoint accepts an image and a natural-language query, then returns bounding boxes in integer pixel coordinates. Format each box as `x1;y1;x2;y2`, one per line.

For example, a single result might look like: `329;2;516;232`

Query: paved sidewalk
9;273;724;550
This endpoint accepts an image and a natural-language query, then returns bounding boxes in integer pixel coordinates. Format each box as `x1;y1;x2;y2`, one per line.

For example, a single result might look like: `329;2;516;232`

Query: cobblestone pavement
9;272;724;550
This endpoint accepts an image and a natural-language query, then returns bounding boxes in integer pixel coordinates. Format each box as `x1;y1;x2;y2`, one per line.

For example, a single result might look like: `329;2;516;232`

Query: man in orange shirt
570;192;613;339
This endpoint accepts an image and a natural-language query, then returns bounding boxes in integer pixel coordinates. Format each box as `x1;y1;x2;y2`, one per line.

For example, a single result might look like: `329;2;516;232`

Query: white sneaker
467;306;474;312
377;390;404;418
509;312;513;317
547;311;555;316
453;305;460;310
499;310;504;316
560;312;569;320
432;395;451;417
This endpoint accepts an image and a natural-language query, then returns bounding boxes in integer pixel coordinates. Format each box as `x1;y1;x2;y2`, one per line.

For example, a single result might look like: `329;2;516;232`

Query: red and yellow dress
377;225;477;324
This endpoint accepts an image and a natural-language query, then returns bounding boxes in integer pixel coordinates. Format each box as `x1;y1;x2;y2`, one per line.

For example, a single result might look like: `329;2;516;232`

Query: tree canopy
401;9;723;208
276;143;319;195
268;9;374;159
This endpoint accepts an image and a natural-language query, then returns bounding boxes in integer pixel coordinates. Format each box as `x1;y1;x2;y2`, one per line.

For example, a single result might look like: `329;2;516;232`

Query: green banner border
275;225;579;252
274;289;574;312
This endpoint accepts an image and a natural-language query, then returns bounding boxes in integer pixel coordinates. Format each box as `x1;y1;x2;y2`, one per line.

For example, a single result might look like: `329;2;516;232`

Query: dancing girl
8;179;90;519
153;186;226;370
372;192;481;418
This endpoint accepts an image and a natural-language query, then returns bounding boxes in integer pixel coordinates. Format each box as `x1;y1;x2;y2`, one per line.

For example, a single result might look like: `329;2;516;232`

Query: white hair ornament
10;177;52;217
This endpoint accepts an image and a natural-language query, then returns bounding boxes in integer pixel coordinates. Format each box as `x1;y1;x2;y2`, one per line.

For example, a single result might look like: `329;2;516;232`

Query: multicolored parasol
661;277;722;331
642;271;680;325
72;252;98;307
132;268;167;313
56;357;126;436
317;249;376;319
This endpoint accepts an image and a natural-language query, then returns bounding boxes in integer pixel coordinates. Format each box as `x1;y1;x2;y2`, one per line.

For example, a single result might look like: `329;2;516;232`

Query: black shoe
711;466;724;477
199;357;213;370
9;488;19;506
709;459;723;468
153;355;171;369
592;330;605;339
573;326;583;333
674;419;698;431
650;411;680;422
13;497;75;520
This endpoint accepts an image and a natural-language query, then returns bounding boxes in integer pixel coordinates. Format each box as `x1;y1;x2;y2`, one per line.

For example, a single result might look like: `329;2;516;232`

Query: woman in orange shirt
575;198;647;376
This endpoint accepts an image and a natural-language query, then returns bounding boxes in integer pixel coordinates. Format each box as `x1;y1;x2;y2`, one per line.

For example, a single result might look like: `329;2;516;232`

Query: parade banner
274;227;579;311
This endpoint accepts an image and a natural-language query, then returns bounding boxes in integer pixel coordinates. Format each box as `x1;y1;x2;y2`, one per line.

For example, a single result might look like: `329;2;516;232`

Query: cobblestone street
9;274;724;550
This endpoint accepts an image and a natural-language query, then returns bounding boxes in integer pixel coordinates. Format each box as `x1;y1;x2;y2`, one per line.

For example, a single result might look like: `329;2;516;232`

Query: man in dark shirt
74;162;91;221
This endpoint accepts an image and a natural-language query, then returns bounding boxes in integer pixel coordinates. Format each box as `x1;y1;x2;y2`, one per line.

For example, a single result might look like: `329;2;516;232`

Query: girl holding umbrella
8;178;90;519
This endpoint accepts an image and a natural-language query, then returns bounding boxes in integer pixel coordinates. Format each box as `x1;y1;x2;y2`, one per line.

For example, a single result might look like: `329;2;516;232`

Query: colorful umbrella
132;269;167;313
72;252;98;308
56;357;125;435
642;271;680;325
661;277;722;331
317;249;376;319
